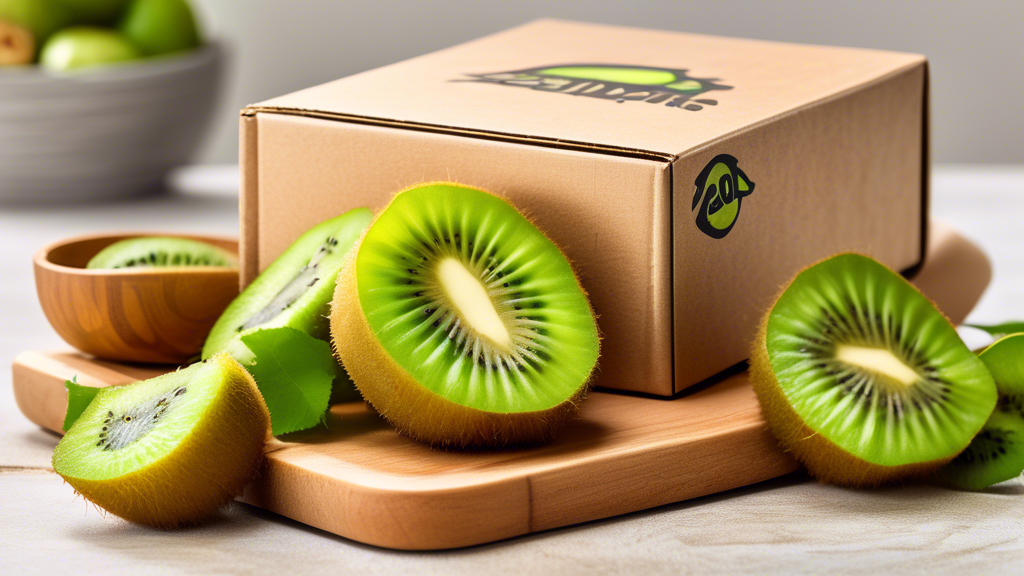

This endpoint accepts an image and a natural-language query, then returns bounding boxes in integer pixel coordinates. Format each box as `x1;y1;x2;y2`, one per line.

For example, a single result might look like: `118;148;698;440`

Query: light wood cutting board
11;222;990;550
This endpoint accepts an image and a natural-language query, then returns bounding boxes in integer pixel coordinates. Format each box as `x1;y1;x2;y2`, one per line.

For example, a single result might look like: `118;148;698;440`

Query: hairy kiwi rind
749;253;980;487
330;182;596;448
53;353;270;528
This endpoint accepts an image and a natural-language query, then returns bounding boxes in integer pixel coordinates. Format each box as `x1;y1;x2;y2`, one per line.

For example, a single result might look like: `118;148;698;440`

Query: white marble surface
2;165;1023;574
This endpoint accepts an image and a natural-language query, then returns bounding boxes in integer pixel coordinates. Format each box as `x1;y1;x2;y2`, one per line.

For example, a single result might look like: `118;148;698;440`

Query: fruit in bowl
120;0;199;56
0;0;73;45
0;0;219;201
0;0;200;70
55;0;131;24
39;26;140;70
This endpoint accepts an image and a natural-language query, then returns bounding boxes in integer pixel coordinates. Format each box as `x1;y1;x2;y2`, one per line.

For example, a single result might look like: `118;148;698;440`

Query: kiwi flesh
202;209;372;396
330;182;600;448
51;353;270;527
86;236;237;269
937;333;1024;489
750;253;997;487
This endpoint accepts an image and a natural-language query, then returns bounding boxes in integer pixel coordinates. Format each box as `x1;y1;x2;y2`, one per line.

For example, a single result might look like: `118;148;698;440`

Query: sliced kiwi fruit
52;353;270;527
86;236;237;269
937;333;1024;489
330;182;600;448
202;208;372;400
750;253;997;487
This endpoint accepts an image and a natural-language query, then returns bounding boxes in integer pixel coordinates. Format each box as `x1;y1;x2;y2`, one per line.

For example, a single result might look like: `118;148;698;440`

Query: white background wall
191;0;1023;165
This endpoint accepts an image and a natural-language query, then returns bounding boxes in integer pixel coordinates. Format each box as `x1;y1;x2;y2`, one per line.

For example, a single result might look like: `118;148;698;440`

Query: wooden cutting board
11;223;990;550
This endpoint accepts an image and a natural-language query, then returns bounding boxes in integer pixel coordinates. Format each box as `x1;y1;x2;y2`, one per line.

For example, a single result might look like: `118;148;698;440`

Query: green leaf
966;322;1024;338
62;376;100;431
240;327;335;436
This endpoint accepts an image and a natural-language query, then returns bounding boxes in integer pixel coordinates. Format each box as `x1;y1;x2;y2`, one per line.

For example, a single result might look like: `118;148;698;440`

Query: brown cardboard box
240;19;927;397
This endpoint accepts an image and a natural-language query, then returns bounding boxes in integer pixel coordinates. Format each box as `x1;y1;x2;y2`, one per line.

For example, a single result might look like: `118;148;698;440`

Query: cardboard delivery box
239;19;928;397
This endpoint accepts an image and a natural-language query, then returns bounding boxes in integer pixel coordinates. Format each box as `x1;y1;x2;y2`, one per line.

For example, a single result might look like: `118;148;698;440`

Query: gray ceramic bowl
0;43;223;202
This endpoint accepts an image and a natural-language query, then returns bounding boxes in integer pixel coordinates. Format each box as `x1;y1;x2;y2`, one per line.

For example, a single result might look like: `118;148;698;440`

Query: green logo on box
461;64;732;111
692;155;755;239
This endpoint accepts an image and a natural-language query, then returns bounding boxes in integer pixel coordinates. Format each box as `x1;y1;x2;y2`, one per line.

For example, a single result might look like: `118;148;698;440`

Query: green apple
0;0;74;49
119;0;199;56
40;26;141;71
53;0;131;24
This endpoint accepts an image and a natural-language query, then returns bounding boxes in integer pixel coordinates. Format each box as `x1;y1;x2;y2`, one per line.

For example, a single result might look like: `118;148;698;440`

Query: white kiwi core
835;344;918;386
436;257;511;350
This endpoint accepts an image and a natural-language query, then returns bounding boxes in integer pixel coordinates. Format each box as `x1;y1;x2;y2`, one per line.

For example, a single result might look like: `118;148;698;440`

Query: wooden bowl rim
34;231;240;278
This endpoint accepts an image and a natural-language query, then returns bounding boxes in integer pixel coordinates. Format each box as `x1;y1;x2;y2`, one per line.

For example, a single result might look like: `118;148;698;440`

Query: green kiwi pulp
86;237;237;269
51;353;269;528
330;183;600;447
751;254;996;485
358;185;597;411
202;208;372;397
937;333;1024;489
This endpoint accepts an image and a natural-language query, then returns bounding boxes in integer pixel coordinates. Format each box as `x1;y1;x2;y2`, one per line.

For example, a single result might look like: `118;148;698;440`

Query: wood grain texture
34;232;239;364
10;222;990;550
11;351;797;549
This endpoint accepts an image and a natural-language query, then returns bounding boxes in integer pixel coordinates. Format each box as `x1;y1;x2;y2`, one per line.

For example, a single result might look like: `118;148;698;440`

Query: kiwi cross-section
86;236;237;269
937;333;1024;489
750;253;997;487
202;209;372;389
51;353;270;528
330;182;600;448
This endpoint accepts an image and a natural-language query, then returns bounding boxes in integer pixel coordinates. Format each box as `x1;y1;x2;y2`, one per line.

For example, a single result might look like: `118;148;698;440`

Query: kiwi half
937;333;1024;489
87;237;237;269
52;353;270;527
750;253;997;486
331;182;600;448
202;209;371;363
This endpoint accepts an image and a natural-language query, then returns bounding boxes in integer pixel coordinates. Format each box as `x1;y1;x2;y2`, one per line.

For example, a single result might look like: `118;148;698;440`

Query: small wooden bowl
34;232;240;365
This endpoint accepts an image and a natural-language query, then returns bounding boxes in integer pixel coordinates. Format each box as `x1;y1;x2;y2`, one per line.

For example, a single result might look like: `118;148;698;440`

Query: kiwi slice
330;182;600;448
937;333;1024;489
202;209;372;388
52;353;270;527
86;237;237;269
750;253;997;486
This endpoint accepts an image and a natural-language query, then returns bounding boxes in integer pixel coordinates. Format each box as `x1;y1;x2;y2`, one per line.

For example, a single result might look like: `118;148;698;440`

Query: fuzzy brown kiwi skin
748;254;964;488
329;182;597;449
57;354;271;528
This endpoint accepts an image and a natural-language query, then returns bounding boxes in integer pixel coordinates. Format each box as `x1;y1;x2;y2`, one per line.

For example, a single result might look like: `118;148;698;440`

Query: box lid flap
250;19;925;159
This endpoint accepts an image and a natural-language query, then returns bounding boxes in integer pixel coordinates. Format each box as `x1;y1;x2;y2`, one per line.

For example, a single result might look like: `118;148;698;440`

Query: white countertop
3;165;1023;574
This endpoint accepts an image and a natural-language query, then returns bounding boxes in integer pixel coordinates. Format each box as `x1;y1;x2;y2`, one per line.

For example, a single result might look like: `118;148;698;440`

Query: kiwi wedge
52;353;270;527
750;253;997;486
202;209;372;387
330;182;600;448
937;333;1024;489
87;236;237;269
